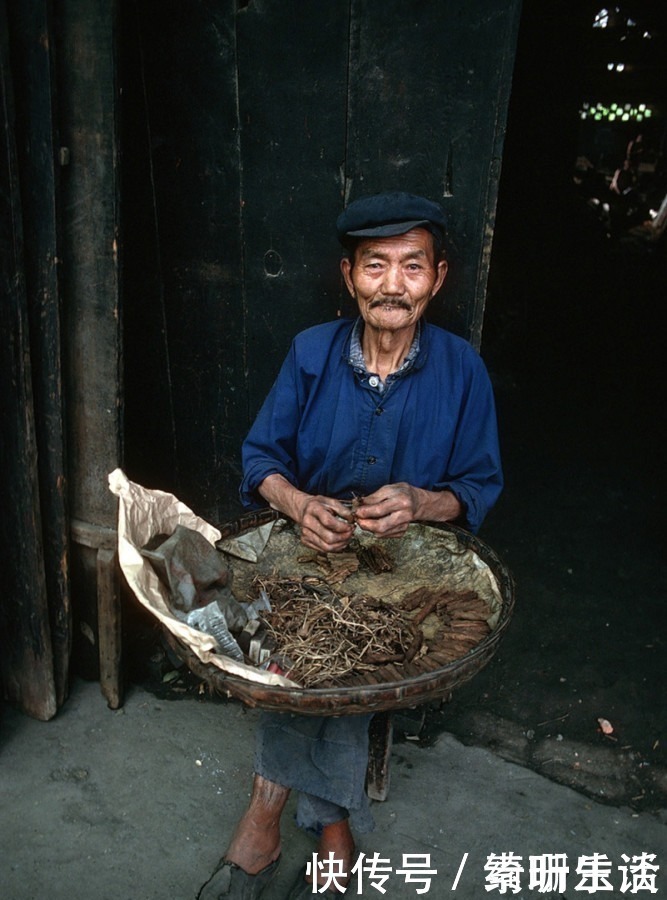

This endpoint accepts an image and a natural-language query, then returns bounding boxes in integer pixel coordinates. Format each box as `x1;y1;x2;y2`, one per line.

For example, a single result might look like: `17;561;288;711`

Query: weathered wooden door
0;0;70;720
1;0;121;717
123;0;521;524
2;0;520;717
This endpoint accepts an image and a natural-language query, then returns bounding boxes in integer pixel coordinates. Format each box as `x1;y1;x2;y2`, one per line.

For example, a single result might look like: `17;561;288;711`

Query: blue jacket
240;318;502;533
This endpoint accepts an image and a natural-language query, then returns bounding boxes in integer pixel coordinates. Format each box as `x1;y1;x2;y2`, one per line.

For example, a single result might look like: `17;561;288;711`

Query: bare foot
224;775;290;874
309;819;355;892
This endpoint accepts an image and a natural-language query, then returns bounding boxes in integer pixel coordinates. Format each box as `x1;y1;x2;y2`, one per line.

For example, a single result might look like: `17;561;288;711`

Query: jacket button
367;456;377;465
375;407;384;416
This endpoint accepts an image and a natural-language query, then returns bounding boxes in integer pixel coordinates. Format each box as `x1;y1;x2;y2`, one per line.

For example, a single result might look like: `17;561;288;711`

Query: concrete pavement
1;679;664;899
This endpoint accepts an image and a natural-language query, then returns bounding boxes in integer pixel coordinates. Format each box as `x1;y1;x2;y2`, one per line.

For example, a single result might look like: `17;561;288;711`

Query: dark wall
121;1;245;516
482;0;666;383
121;0;521;523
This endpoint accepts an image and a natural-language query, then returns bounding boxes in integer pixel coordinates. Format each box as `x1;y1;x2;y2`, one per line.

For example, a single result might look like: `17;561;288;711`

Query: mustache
369;297;412;310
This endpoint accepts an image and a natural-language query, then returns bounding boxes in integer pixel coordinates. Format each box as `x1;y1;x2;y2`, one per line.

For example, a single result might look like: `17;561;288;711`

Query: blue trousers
254;711;375;835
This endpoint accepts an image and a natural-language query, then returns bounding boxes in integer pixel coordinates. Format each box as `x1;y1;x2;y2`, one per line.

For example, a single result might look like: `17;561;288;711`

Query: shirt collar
347;317;423;389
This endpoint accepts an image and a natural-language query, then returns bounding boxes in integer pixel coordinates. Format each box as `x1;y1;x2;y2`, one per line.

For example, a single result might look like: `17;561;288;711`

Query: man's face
340;228;447;334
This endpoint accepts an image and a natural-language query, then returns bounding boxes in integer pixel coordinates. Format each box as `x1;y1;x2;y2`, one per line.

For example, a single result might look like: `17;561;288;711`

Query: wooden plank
122;0;246;523
237;0;351;415
366;711;393;801
0;0;57;721
57;0;123;699
58;0;122;527
7;0;72;709
346;0;521;346
97;548;122;709
71;519;117;551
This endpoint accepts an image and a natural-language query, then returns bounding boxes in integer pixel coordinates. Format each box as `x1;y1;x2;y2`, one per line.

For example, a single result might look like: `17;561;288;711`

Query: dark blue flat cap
336;191;446;243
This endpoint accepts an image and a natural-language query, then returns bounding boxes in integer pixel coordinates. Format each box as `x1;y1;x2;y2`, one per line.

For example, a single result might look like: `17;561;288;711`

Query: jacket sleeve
239;341;303;508
431;350;503;533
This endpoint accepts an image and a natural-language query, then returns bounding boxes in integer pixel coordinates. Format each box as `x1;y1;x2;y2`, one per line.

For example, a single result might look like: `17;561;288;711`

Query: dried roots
247;574;492;689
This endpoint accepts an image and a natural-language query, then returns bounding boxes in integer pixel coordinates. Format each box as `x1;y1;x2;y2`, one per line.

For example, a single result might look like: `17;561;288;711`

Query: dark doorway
120;0;521;523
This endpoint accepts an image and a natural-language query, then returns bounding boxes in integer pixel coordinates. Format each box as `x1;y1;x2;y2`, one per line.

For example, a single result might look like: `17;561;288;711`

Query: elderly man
198;192;502;899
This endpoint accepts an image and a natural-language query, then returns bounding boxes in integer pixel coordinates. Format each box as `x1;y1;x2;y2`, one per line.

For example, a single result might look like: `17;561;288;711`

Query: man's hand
355;483;462;537
298;496;355;553
258;474;354;553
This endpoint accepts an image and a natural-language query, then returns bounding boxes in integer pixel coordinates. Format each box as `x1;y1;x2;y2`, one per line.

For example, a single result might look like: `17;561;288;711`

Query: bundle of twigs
247;574;492;689
249;575;415;687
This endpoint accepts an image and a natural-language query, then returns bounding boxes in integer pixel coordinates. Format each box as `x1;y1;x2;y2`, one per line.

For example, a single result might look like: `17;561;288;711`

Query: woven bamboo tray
163;510;514;715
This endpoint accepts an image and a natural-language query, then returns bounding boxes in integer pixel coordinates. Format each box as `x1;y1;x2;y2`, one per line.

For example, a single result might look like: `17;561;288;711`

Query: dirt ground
5;676;666;900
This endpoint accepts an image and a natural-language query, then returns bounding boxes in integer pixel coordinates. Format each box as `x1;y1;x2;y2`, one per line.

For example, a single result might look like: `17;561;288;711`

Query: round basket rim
167;512;515;715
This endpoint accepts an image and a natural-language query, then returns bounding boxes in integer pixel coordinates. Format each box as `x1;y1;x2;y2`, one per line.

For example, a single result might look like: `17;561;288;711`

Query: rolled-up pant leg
254;711;375;835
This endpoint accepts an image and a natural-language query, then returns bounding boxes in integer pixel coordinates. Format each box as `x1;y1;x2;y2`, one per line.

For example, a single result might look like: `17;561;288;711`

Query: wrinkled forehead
352;228;437;263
